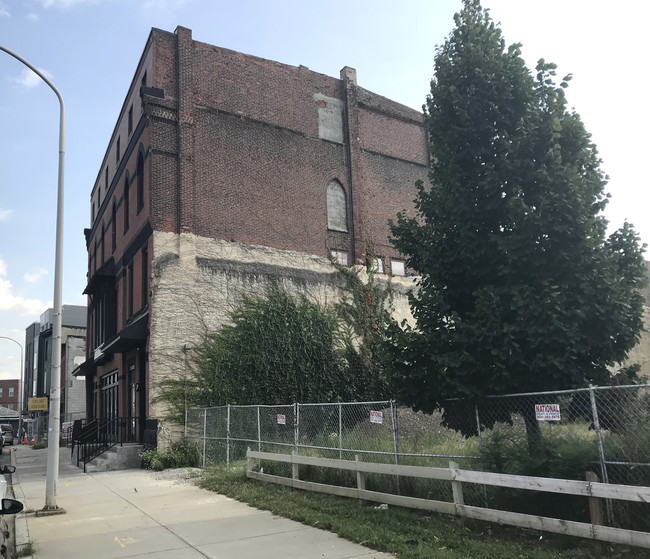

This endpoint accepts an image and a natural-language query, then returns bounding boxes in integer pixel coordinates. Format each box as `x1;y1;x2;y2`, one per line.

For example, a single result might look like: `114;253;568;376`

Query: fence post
202;408;207;469
589;384;613;526
294;402;299;455
291;449;299;483
450;460;465;521
338;402;343;460
184;407;188;438
586;470;606;555
391;400;401;496
226;404;231;471
257;405;261;452
355;454;365;505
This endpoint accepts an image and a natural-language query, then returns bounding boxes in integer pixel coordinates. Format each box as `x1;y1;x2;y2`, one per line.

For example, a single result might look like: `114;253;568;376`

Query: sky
1;0;648;381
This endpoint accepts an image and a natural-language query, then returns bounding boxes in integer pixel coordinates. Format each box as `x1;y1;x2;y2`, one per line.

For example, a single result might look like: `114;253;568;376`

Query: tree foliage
389;0;647;435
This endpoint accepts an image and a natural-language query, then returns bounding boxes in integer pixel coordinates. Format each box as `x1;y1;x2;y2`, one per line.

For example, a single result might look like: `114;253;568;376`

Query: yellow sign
28;397;48;411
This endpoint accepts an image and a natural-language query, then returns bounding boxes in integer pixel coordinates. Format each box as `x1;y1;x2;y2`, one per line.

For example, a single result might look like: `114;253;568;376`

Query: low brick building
79;26;427;443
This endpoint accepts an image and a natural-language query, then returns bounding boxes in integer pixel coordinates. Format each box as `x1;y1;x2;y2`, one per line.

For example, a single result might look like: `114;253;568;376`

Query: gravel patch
152;467;204;484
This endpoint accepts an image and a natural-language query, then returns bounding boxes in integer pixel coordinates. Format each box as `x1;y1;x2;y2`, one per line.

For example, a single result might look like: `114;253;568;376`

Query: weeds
140;438;202;470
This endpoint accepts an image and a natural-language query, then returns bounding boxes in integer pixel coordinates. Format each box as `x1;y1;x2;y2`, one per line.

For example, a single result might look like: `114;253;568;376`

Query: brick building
0;380;19;412
78;26;428;444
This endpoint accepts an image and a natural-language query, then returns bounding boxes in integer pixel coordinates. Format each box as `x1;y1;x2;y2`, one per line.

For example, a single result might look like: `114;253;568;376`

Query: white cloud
27;12;39;21
0;259;46;315
13;67;53;89
23;267;47;284
0;208;13;221
0;2;9;17
36;0;102;7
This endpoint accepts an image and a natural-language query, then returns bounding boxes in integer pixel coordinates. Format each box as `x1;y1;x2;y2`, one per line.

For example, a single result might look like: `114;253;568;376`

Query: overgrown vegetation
197;461;649;559
158;268;392;420
140;438;202;471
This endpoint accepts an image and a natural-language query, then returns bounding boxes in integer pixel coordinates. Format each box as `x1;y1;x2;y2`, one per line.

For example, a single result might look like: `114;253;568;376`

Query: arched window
136;152;144;213
124;177;130;233
327;180;347;232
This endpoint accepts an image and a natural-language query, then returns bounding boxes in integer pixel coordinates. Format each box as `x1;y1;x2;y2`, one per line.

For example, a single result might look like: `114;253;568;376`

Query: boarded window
327;181;347;232
391;259;406;277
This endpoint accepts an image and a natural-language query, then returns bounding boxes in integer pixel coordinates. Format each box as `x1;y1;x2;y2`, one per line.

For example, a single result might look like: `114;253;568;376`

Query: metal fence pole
475;405;482;451
257;405;261;452
184;407;188;438
226;404;231;471
338;402;343;460
294;403;299;455
202;409;207;469
589;384;613;525
391;400;401;495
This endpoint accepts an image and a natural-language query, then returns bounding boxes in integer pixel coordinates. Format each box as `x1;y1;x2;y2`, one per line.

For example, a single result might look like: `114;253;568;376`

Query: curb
11;447;33;559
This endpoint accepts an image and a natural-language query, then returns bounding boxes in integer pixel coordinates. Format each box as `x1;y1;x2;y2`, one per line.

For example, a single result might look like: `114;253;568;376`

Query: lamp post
0;337;23;438
0;44;65;513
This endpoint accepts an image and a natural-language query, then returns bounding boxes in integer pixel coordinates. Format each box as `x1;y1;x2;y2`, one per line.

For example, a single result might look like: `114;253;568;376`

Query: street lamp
0;337;23;438
0;44;65;513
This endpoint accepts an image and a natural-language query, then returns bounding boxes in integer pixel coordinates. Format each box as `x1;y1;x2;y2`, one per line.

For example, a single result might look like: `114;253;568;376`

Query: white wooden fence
246;449;650;549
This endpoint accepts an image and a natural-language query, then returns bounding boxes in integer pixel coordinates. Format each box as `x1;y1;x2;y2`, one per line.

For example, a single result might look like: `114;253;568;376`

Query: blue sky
1;0;648;381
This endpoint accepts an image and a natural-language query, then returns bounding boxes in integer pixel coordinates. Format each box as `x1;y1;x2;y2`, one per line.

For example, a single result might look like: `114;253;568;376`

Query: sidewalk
10;444;390;558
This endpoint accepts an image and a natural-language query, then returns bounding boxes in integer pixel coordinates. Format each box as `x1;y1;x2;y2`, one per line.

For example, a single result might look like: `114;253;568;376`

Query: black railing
72;417;142;472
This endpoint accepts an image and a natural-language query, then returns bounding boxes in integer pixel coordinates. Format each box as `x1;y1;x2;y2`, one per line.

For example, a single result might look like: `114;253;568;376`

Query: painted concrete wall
148;231;415;422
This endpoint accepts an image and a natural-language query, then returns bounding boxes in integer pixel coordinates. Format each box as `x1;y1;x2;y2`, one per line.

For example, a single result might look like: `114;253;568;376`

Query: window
105;166;108;193
391;259;406;277
8;387;13;397
116;137;121;164
128;105;133;135
101;222;105;264
127;261;134;318
330;250;348;266
111;200;116;253
327;180;347;232
7;404;13;410
92;201;95;223
0;388;3;397
142;248;148;308
123;177;130;232
136;152;144;212
368;257;384;274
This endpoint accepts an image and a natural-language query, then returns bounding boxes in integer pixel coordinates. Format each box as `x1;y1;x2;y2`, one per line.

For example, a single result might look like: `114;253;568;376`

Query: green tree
389;0;646;443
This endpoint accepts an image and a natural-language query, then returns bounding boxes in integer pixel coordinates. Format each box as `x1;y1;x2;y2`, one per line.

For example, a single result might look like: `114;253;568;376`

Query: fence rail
247;449;650;549
186;384;650;532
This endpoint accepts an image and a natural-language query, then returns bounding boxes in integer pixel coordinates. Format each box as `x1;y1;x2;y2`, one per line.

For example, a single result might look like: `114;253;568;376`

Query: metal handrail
73;417;141;472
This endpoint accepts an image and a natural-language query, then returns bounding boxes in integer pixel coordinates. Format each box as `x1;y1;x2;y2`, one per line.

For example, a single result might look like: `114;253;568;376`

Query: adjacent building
78;26;427;443
24;305;87;421
0;380;19;412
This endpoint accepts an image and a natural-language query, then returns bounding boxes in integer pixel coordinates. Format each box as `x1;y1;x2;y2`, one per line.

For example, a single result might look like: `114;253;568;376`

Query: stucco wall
148;231;415;420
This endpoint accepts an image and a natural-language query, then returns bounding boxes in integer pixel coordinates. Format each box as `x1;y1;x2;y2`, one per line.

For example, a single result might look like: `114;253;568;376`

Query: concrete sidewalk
10;445;390;558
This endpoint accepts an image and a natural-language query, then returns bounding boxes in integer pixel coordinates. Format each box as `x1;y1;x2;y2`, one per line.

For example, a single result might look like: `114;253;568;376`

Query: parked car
0;425;13;446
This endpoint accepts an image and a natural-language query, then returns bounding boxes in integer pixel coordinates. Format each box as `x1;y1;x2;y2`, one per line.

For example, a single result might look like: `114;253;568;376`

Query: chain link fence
186;384;650;531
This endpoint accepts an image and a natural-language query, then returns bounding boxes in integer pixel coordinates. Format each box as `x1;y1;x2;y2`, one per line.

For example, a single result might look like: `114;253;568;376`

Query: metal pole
0;337;23;440
294;403;299;454
338;403;343;460
0;44;65;513
390;400;400;495
589;384;614;525
257;406;261;452
202;409;207;469
226;404;231;471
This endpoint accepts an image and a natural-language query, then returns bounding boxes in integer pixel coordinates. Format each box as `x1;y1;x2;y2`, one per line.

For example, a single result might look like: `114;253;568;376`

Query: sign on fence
535;403;560;421
28;397;48;411
277;414;286;425
370;410;383;424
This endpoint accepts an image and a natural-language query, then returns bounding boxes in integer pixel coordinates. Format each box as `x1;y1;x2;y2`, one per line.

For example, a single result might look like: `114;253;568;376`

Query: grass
16;541;35;558
197;461;650;559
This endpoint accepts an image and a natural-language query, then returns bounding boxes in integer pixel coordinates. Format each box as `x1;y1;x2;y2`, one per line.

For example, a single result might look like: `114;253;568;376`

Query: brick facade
81;26;428;441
